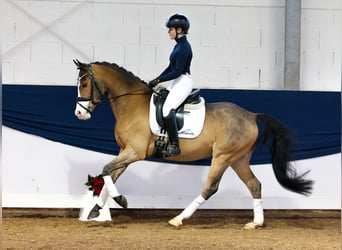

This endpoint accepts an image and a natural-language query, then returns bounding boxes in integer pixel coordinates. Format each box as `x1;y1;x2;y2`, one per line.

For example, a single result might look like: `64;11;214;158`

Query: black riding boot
162;109;180;157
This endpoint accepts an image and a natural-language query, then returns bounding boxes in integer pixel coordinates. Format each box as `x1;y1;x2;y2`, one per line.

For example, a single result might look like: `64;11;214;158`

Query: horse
73;60;313;229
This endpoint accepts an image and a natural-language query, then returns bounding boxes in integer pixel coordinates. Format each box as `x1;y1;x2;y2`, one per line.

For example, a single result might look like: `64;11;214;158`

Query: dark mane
91;61;147;84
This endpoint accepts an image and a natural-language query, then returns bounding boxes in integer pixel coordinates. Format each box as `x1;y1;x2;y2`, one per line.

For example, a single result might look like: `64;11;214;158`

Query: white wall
301;0;341;90
2;0;341;90
2;127;341;209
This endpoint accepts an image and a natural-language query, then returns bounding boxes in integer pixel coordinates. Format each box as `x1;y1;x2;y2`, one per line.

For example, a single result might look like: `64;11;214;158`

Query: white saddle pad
149;95;206;139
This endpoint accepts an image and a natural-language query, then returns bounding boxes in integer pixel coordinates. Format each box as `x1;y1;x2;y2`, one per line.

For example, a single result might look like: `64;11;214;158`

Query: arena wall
2;0;341;90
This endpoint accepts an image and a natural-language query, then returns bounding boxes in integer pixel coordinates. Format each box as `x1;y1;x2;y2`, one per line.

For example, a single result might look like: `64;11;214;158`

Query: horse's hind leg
168;155;228;227
231;153;264;229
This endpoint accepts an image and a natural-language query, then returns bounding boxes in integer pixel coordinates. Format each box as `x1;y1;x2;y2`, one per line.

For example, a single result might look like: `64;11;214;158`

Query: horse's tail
256;113;313;196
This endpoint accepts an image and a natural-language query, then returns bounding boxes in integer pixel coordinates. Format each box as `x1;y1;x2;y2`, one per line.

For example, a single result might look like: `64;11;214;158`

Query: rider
148;14;194;157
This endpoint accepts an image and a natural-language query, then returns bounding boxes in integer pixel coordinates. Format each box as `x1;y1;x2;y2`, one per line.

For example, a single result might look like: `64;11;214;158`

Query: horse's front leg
87;149;140;220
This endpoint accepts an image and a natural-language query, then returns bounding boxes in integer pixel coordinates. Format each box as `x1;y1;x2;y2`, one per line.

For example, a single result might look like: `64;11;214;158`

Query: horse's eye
81;83;87;88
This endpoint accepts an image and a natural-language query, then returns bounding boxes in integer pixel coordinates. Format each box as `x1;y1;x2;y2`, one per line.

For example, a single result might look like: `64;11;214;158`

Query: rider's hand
148;79;159;88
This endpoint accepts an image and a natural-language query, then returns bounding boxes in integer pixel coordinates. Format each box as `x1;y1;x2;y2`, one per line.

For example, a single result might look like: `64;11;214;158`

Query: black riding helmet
166;14;190;34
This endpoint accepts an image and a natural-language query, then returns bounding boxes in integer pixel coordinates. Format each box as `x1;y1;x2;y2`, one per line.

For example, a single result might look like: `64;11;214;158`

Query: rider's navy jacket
157;36;192;83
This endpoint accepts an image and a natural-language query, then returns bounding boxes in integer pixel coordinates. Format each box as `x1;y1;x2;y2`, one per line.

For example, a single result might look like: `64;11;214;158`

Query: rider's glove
148;79;159;88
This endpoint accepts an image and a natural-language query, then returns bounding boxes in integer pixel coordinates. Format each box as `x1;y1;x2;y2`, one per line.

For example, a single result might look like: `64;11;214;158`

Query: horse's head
73;59;104;120
74;59;152;120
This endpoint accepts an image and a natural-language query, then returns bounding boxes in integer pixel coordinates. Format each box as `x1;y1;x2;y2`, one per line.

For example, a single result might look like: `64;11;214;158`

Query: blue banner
3;85;341;165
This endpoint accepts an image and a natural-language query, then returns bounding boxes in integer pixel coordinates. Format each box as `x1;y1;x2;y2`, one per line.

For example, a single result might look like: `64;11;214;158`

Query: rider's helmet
166;14;190;34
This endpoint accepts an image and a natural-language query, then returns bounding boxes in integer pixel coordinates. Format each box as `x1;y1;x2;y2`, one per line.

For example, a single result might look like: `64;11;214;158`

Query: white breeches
161;74;193;117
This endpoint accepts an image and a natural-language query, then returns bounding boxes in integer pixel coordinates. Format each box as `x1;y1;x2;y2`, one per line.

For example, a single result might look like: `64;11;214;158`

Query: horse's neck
94;64;151;120
110;91;151;122
106;79;150;119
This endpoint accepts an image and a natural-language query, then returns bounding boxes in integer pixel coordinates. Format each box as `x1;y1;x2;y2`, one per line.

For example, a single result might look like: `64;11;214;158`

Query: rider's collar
175;35;186;43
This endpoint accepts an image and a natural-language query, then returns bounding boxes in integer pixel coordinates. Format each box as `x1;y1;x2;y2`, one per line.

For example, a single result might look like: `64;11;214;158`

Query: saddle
153;88;201;131
150;88;205;158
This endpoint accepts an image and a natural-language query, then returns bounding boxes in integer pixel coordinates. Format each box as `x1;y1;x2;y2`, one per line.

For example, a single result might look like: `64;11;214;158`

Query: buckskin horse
73;60;313;229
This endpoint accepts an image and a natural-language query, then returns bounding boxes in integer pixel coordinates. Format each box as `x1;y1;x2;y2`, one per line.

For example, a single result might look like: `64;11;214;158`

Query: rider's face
168;27;177;39
168;27;183;40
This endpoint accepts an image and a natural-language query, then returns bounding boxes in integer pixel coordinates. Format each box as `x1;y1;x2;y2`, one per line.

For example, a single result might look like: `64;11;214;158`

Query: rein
108;87;151;103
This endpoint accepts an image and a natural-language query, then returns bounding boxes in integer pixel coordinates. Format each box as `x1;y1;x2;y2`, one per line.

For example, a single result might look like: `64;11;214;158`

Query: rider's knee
162;104;172;117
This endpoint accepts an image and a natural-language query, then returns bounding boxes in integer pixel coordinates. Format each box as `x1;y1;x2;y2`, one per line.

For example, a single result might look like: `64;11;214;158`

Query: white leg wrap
103;175;120;198
253;199;264;226
96;183;108;207
180;195;206;220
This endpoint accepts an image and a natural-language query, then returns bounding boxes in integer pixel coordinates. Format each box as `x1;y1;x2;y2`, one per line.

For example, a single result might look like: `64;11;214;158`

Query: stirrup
162;144;180;157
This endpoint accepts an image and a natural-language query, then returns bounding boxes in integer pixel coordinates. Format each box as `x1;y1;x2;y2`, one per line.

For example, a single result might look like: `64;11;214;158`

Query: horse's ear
73;59;86;70
73;59;80;68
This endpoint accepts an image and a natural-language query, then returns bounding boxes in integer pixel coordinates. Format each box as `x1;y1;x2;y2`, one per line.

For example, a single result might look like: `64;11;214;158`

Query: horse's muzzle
75;101;94;120
75;110;91;120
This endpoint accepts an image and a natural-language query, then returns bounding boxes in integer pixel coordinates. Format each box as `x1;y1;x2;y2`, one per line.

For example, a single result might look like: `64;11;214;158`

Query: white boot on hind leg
244;199;264;230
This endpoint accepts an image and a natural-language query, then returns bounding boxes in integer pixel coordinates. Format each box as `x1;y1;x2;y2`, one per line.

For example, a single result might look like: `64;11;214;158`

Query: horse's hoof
168;215;183;227
243;222;263;230
114;195;128;209
87;204;101;220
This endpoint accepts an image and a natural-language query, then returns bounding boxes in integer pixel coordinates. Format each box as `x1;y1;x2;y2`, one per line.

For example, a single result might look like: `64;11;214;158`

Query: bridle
76;66;105;114
76;65;151;114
